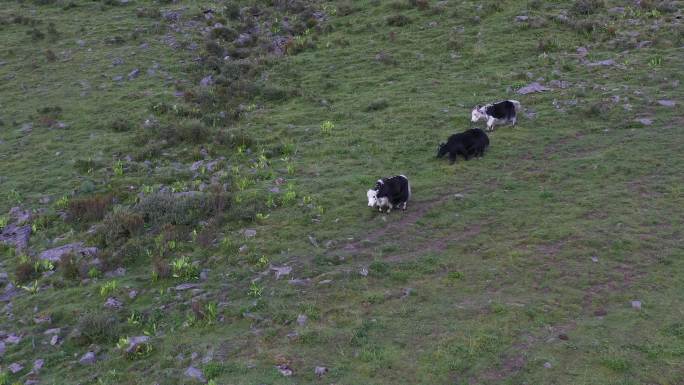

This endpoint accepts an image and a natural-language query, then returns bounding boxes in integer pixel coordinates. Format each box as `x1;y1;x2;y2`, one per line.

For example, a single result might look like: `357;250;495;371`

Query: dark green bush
77;312;119;345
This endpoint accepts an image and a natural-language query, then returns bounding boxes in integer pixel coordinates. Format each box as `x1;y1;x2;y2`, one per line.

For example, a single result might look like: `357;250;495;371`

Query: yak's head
471;105;487;122
436;142;448;158
367;189;378;207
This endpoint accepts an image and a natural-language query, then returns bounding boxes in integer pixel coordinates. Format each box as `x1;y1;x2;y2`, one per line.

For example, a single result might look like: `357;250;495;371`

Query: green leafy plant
248;281;263;298
0;215;8;230
320;120;335;135
20;280;40;294
100;280;118;297
171;256;199;280
113;160;124;176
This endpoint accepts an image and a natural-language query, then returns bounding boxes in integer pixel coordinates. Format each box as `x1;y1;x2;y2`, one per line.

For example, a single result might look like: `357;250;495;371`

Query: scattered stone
271;266;292;280
631;300;642;310
318;279;333;285
105;267;126;278
657;100;675;107
637;40;652;49
608;7;625;14
9;362;23;374
308;235;319;248
549;80;571;89
315;366;328;377
113;75;124;82
238;245;248;254
636;118;653;126
104;297;123;309
175;283;200;291
184;366;206;382
6;333;21;344
591;256;599;263
288;278;311;286
39;243;98;262
517;82;551;95
401;288;414;299
50;335;60;346
124;336;150;354
34;314;51;324
112;57;124;66
515;15;529;22
44;328;60;335
296;314;308;327
79;352;96;365
0;282;19;302
128;290;138;299
200;75;214;87
0;223;31;252
586;59;616;67
276;364;293;377
244;229;257;238
359;267;369;277
127;68;140;80
33;358;44;372
200;269;210;282
543;361;552;369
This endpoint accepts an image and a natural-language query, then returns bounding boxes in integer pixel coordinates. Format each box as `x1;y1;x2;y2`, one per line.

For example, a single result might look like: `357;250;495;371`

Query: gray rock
112;57;124;66
184;366;206;383
0;282;19;302
636;118;653;125
124;336;150;354
104;297;123;309
44;328;60;335
127;68;140;80
33;358;44;372
637;40;652;49
175;283;200;291
517;82;551;95
244;229;257;238
39;243;98;262
9;362;23;374
586;59;616;67
657;100;675;107
6;333;21;344
297;314;308;327
200;75;214;88
0;224;31;252
105;267;126;278
128;290;138;299
631;300;642;310
608;7;625;14
112;75;124;82
276;364;294;377
549;80;571;89
315;366;328;376
359;267;369;276
288;278;311;286
515;15;529;22
50;335;60;346
544;361;552;369
272;266;292;280
200;269;210;282
79;351;96;365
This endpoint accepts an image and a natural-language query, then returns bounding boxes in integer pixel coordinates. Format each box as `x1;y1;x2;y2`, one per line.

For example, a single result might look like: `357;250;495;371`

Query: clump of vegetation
365;99;389;112
67;194;113;222
171;256;199;280
387;14;412;27
135;192;217;227
77;312;119;344
571;0;605;15
14;256;39;284
110;118;134;132
101;208;144;245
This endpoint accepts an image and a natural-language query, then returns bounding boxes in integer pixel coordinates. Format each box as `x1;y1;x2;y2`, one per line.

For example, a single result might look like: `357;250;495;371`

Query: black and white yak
437;128;489;163
367;175;411;213
471;100;521;131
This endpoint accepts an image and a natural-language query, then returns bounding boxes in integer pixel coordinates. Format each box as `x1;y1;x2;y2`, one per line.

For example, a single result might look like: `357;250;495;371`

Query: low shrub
387;14;412;27
135;192;215;226
365;99;389;112
15;259;39;284
110;119;134;132
67;194;112;222
101;208;144;245
77;312;119;345
571;0;605;15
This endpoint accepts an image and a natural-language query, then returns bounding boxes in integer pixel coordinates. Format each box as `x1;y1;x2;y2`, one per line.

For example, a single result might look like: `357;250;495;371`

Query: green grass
1;0;683;384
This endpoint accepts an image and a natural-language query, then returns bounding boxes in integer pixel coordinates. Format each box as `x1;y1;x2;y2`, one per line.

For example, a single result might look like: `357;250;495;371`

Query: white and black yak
367;175;411;213
471;100;521;131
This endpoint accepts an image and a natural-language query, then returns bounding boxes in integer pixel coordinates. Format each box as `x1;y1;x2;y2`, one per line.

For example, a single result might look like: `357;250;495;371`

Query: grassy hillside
1;0;683;384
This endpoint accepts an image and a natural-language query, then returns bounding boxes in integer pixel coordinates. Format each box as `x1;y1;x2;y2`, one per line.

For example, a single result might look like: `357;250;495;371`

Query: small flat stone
243;229;257;238
33;358;44;371
125;336;150;354
128;290;138;299
104;297;123;309
296;314;308;327
636;118;653;126
9;362;23;374
517;82;551;95
184;366;206;382
271;266;292;280
515;15;528;22
79;351;96;365
276;364;293;377
6;334;21;344
50;335;60;346
631;300;642;310
175;283;200;291
543;361;552;369
657;100;675;107
586;59;616;67
44;328;60;335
